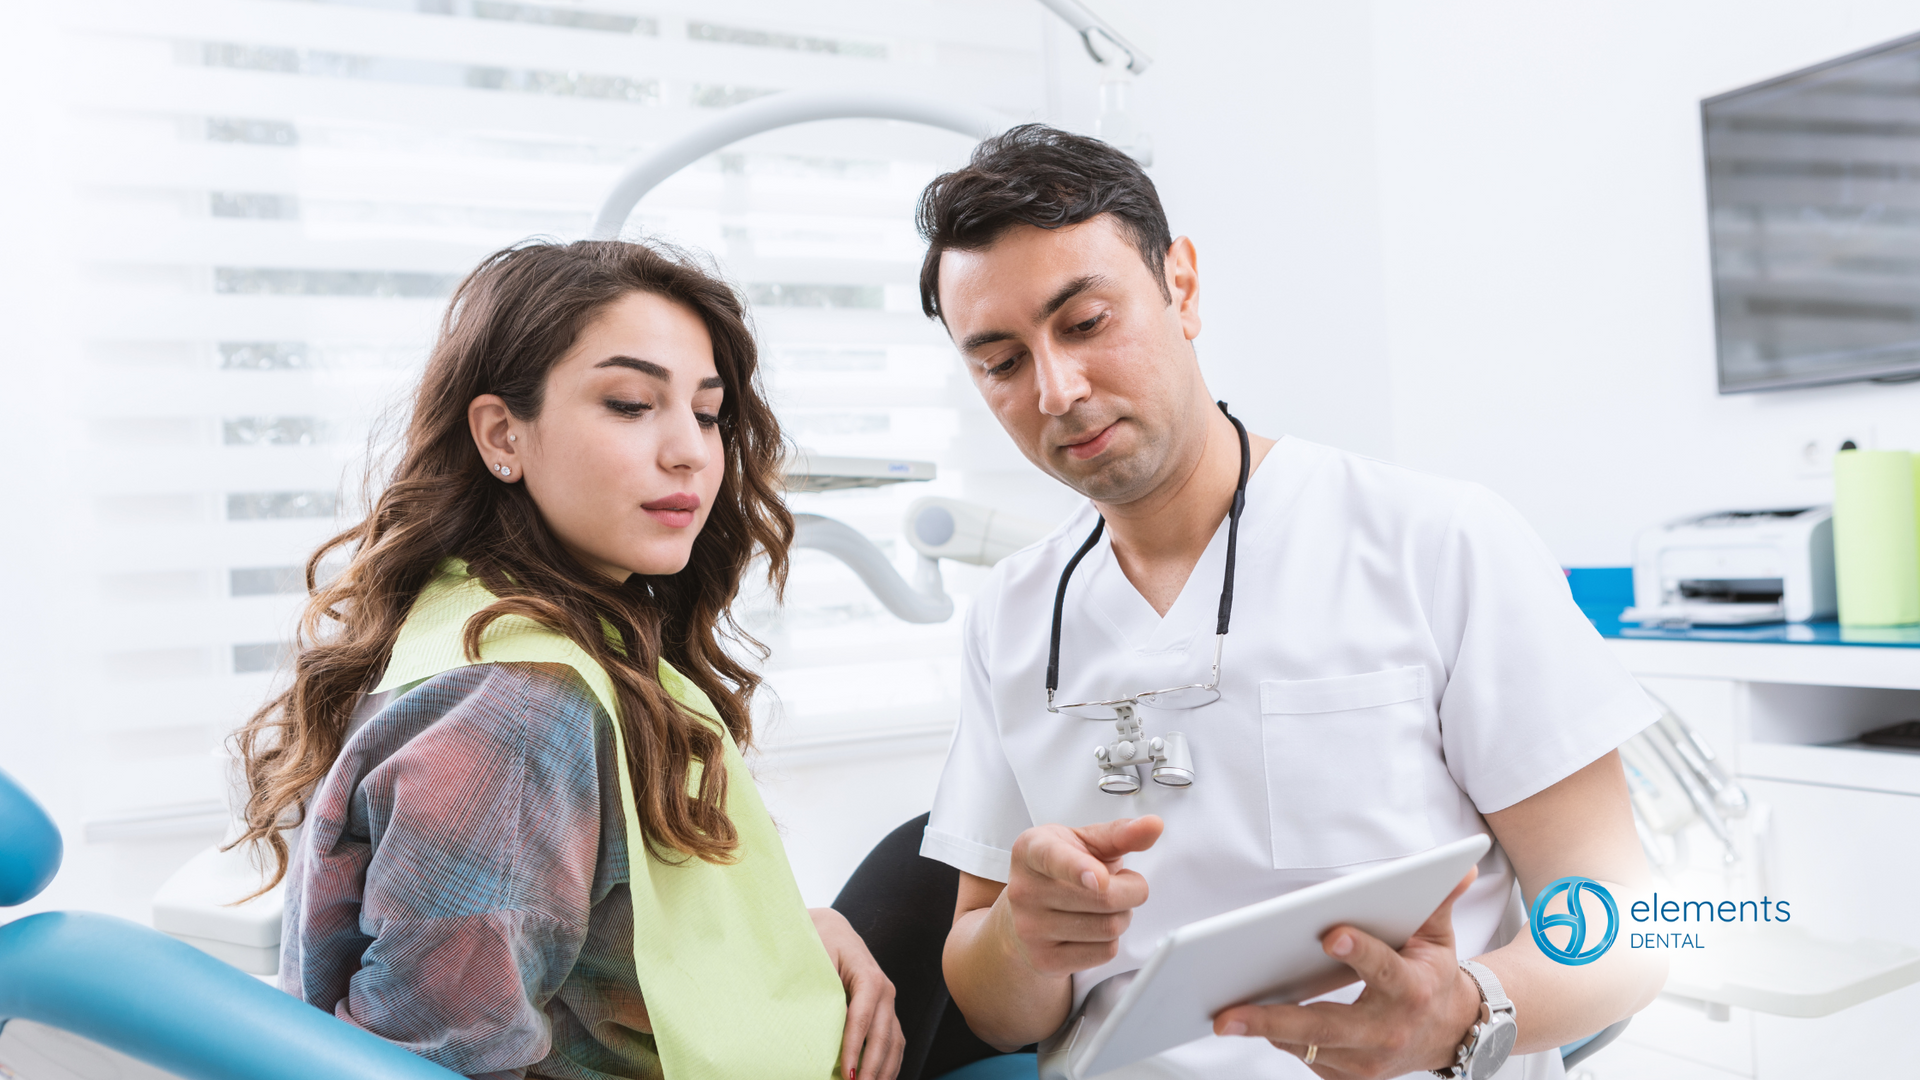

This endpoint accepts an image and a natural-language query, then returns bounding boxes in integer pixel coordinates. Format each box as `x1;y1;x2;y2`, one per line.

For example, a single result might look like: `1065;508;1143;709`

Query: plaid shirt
281;662;660;1080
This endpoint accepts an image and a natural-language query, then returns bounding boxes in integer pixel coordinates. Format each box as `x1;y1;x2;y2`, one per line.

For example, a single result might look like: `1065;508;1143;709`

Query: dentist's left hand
810;907;905;1080
1210;869;1482;1078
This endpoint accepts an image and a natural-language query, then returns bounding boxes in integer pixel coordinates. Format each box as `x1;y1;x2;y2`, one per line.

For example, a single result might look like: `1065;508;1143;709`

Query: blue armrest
0;911;463;1080
0;766;62;906
1560;1016;1631;1068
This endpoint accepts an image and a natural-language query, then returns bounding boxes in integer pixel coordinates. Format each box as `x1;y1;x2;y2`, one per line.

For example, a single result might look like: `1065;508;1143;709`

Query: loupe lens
1151;765;1194;787
1098;767;1141;794
1151;731;1194;787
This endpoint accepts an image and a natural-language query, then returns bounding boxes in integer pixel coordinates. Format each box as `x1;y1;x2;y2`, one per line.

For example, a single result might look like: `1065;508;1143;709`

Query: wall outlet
1792;429;1875;479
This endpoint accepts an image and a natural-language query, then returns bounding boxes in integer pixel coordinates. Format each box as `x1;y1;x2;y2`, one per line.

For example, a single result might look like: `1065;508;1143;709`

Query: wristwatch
1432;959;1517;1079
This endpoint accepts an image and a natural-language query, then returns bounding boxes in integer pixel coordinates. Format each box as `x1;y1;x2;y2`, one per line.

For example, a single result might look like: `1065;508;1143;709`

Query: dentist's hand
1003;816;1165;975
1211;869;1482;1078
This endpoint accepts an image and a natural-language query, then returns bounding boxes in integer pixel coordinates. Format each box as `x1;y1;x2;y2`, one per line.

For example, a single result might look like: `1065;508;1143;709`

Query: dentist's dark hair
232;239;792;893
915;123;1172;321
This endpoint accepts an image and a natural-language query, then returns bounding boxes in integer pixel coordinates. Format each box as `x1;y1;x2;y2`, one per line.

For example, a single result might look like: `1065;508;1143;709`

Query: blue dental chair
0;766;461;1080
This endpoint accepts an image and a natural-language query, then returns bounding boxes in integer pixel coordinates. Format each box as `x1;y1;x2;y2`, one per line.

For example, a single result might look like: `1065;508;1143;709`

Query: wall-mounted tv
1705;30;1920;393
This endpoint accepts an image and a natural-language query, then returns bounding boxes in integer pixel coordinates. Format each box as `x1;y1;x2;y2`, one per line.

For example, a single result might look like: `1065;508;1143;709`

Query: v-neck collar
1073;434;1295;655
1080;512;1231;655
1072;435;1328;655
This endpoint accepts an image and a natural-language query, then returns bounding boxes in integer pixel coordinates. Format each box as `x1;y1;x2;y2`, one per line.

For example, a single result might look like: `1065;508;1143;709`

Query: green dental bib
373;560;845;1079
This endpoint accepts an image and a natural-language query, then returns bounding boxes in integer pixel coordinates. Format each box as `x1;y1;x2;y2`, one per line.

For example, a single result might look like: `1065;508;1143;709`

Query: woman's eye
695;411;722;429
605;398;652;417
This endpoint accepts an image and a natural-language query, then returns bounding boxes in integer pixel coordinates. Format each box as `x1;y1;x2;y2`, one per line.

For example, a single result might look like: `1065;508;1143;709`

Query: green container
1833;450;1920;627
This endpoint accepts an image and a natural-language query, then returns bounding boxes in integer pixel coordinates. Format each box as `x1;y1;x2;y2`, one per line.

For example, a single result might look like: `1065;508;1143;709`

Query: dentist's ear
468;394;523;483
1166;236;1200;342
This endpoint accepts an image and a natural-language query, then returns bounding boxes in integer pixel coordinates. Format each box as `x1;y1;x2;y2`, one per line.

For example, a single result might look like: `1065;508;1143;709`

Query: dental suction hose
792;513;955;624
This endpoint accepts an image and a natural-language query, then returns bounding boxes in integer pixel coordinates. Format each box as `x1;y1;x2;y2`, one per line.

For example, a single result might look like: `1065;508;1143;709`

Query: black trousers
830;813;1029;1080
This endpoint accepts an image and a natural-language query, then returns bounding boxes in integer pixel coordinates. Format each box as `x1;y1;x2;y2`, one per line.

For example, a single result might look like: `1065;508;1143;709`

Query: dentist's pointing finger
1001;816;1164;976
1033;815;1164;891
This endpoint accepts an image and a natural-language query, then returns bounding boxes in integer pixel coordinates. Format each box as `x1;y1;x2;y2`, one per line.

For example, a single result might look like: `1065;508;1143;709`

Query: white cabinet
1587;638;1920;1078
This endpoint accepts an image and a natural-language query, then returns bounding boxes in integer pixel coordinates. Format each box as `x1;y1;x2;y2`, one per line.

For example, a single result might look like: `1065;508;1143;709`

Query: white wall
1372;0;1920;565
1042;1;1396;461
1047;0;1920;565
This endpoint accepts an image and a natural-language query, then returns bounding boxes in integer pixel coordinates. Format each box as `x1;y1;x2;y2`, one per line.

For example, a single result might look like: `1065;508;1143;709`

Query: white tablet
1038;833;1493;1080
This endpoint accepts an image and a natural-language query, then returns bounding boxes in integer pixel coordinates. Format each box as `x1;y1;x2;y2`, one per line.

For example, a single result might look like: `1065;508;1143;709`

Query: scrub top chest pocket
1260;666;1437;869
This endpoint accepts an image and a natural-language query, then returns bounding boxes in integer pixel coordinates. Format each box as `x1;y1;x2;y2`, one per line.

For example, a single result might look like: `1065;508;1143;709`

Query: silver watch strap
1459;959;1512;1013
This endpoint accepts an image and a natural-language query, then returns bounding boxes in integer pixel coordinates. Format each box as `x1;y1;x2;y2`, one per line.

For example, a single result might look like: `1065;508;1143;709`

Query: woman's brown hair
232;238;792;889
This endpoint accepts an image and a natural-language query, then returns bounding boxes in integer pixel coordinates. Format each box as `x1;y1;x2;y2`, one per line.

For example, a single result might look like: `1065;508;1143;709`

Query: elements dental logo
1530;876;1619;966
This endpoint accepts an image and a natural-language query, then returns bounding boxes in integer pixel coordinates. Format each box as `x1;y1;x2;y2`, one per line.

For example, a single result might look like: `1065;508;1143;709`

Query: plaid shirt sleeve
281;661;655;1079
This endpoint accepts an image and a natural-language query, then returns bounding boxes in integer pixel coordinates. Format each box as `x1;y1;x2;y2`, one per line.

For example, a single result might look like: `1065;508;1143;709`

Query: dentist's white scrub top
921;437;1657;1080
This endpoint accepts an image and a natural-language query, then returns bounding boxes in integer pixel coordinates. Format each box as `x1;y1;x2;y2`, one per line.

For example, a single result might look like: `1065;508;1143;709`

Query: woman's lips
642;493;700;528
1062;422;1118;461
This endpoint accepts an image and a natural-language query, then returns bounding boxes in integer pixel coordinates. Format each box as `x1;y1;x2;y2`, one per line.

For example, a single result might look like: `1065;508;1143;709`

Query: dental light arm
589;91;1005;240
585;2;1151;242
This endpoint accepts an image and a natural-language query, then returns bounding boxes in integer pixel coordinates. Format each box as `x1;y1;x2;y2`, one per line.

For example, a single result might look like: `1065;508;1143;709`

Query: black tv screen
1704;31;1920;393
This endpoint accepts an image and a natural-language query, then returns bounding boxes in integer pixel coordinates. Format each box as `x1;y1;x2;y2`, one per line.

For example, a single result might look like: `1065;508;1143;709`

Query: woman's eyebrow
596;355;669;379
595;355;721;390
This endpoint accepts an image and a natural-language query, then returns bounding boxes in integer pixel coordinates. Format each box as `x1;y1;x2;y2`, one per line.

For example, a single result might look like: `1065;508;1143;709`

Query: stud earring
508;434;516;442
497;464;511;476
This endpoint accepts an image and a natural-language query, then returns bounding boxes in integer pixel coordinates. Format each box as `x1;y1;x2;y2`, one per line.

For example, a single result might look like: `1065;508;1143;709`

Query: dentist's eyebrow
956;273;1113;354
959;328;1016;353
1036;274;1109;321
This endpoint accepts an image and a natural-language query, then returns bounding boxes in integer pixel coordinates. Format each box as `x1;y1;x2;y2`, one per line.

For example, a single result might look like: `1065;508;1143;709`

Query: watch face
1468;1016;1519;1080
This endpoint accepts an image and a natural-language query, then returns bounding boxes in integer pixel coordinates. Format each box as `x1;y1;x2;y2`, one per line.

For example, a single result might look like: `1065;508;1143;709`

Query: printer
1623;507;1836;625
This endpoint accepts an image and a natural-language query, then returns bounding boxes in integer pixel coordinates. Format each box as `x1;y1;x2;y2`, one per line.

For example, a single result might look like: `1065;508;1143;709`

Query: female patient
233;239;903;1080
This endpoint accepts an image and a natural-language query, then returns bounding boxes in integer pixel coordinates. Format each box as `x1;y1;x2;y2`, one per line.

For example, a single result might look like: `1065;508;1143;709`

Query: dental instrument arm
794;514;954;624
788;499;1049;624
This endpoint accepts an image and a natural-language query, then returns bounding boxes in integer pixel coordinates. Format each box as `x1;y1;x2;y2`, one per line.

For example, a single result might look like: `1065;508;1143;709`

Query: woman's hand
810;907;904;1080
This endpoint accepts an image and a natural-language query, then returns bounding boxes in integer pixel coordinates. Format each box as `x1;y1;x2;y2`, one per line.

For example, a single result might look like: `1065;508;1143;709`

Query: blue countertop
1566;567;1920;649
1590;615;1920;648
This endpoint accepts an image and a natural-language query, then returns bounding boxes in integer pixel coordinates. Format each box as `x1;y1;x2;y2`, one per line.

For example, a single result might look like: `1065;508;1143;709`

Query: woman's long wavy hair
232;239;792;891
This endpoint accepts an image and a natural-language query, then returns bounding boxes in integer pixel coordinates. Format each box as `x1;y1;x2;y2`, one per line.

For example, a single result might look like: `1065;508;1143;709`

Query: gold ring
1304;1044;1318;1065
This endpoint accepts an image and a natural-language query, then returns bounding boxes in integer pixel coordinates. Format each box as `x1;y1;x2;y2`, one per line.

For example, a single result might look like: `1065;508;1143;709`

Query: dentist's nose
1032;343;1092;418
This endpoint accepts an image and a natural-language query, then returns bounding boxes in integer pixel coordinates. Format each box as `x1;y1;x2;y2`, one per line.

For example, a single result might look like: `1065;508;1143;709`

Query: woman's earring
497;464;512;476
508;434;517;442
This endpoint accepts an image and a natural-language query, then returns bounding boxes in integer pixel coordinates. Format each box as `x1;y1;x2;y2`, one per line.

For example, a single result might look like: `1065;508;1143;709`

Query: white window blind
8;0;1082;917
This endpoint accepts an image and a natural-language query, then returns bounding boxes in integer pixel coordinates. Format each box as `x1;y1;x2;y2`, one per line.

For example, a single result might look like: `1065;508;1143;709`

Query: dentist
915;126;1665;1078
